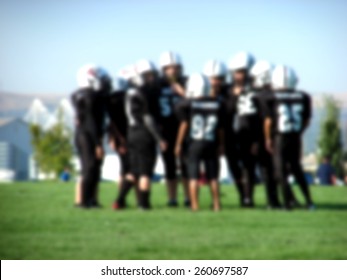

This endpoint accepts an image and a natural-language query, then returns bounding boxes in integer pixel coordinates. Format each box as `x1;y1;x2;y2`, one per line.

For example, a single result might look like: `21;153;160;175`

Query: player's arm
264;117;273;153
218;129;225;155
171;82;185;96
107;122;126;153
302;93;312;132
71;92;81;127
217;103;226;155
175;121;189;156
170;77;186;97
175;100;190;156
225;95;237;134
140;94;167;151
262;94;274;154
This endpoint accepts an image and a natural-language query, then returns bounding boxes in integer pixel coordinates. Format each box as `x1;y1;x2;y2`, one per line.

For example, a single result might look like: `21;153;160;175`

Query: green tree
30;110;74;178
317;95;344;177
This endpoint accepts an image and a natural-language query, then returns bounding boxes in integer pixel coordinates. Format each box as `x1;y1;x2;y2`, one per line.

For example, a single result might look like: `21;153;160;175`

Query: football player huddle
71;51;315;212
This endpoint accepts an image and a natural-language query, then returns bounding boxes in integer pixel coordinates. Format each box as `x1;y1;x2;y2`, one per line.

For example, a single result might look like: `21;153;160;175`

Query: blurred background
0;0;346;184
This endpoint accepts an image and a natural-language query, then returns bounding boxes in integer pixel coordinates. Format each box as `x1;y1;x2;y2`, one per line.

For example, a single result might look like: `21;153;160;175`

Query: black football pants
75;130;102;206
273;135;312;207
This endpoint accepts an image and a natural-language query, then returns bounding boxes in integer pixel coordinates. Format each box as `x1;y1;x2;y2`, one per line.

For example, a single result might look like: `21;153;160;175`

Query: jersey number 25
278;104;303;133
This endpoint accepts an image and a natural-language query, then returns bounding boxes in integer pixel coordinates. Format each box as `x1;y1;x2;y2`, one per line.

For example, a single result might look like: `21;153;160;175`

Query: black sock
139;190;151;209
235;180;244;200
117;179;133;206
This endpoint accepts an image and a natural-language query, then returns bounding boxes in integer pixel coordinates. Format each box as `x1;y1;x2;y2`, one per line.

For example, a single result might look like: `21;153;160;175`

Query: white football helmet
271;65;298;90
77;64;111;91
135;59;157;74
117;65;144;87
228;51;255;72
250;60;273;88
186;73;211;99
203;59;227;78
159;51;182;69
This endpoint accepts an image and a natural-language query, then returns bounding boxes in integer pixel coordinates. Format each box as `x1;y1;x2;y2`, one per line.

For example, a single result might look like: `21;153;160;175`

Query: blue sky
0;0;346;94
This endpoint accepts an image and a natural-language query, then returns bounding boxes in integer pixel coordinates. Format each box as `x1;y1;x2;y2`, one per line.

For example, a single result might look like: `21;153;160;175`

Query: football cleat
184;199;191;208
112;201;126;210
167;200;178;207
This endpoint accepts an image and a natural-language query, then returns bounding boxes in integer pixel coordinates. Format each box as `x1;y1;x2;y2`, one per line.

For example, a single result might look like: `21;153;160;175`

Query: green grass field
0;181;346;260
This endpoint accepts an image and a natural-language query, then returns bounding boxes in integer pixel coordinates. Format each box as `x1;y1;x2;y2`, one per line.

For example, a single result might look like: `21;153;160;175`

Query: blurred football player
226;51;256;207
113;60;166;210
71;64;111;208
263;65;314;210
175;73;225;211
106;77;129;196
249;60;281;208
158;51;189;207
203;59;228;100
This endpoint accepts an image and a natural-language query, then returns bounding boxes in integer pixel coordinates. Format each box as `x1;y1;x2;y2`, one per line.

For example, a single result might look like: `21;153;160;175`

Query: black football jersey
106;90;127;137
263;90;312;136
158;77;186;130
124;87;149;129
177;97;225;144
226;87;262;136
216;83;231;102
139;83;161;122
71;88;106;146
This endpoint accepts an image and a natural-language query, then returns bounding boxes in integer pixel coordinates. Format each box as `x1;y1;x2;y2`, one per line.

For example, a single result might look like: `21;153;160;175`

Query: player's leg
89;158;103;207
273;137;292;209
114;173;137;209
225;144;245;206
162;141;178;206
118;153;128;192
138;175;152;209
114;152;138;208
258;146;281;208
225;134;245;206
77;132;99;207
137;138;157;210
74;176;82;206
285;166;300;207
180;152;191;207
289;139;314;208
113;140;138;209
122;153;140;206
239;139;257;207
74;130;84;206
205;154;221;212
187;147;201;211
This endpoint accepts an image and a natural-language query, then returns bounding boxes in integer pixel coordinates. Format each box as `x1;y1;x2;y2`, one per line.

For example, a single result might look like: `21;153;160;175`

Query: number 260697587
194;266;248;276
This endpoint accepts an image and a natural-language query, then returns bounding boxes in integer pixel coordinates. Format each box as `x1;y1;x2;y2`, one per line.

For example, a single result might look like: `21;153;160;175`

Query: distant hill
0;92;67;118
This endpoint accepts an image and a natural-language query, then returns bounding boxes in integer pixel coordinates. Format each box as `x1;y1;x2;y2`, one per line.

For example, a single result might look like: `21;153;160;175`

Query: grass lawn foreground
0;182;346;260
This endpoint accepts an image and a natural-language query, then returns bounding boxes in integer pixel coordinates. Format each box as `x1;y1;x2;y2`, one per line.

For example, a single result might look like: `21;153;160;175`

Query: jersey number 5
191;114;217;141
159;97;171;117
278;104;303;132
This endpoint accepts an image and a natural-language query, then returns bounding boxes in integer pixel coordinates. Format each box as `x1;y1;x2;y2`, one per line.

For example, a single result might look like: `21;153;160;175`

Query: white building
43;98;75;131
0;118;32;181
23;98;51;127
